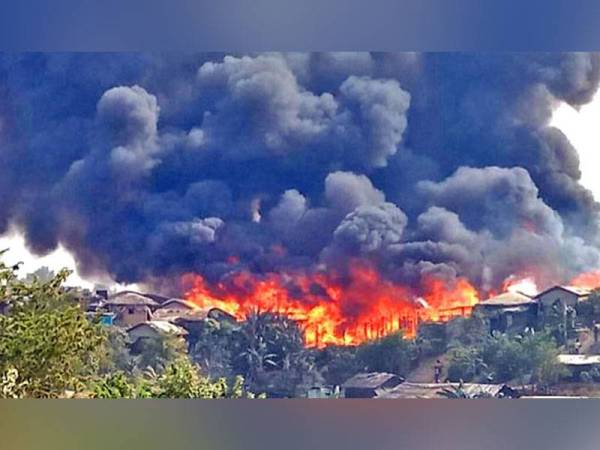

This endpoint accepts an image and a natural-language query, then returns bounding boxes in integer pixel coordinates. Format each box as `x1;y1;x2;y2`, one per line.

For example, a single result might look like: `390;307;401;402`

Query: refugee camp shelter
306;386;339;399
557;354;600;380
127;320;188;345
155;298;198;312
375;382;519;399
341;372;404;398
535;286;590;310
474;291;537;333
105;291;159;327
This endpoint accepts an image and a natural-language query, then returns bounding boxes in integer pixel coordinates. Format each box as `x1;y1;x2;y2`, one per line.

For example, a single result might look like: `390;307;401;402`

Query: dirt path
407;354;450;383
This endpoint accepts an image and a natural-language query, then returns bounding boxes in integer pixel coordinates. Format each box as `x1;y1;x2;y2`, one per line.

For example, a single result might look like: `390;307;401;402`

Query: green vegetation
0;263;105;397
437;381;493;399
0;256;257;398
576;289;600;327
356;332;417;377
446;328;566;386
192;312;323;397
92;358;256;399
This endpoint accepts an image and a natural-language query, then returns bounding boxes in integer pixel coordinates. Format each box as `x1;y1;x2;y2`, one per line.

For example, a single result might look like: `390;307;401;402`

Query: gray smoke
0;53;599;294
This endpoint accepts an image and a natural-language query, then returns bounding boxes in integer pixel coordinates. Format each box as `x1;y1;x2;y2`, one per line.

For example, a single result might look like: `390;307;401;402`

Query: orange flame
183;260;480;347
500;274;539;297
570;270;600;290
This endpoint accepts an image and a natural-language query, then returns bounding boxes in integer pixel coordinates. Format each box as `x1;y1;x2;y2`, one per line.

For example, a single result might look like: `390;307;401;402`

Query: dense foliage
356;332;417;377
192;312;322;397
0;257;256;398
446;329;566;385
0;262;105;397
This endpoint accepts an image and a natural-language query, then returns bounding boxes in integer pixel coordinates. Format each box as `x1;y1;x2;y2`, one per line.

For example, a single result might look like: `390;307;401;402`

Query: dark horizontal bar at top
1;0;600;51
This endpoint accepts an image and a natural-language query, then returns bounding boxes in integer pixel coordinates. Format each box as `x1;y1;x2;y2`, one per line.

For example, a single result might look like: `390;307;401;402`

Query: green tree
356;332;416;377
98;326;135;373
447;330;566;386
315;345;361;386
92;357;259;399
520;331;567;386
0;259;107;398
446;345;486;382
446;313;489;348
133;334;187;373
192;318;237;378
231;313;319;397
437;381;493;399
480;333;529;383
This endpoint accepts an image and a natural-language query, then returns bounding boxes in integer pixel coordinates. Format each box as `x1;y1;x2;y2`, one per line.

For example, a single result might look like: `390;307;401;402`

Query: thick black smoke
0;53;599;293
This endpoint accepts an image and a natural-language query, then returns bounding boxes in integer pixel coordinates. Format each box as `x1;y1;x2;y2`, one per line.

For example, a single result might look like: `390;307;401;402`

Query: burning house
535;286;591;312
474;292;537;334
534;285;592;341
152;300;236;347
183;267;480;348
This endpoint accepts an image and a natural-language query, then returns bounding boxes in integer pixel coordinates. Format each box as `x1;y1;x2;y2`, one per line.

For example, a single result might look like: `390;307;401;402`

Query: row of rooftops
81;283;597;341
477;285;594;308
81;289;236;338
128;319;190;337
339;372;519;398
376;381;516;399
84;282;595;312
88;289;222;318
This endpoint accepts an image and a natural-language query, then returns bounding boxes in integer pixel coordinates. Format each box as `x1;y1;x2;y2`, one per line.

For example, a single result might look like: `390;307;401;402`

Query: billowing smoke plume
0;52;599;294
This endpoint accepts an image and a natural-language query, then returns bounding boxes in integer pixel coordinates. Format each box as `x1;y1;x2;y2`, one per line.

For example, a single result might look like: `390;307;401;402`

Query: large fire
570;270;600;290
183;261;479;347
183;261;600;348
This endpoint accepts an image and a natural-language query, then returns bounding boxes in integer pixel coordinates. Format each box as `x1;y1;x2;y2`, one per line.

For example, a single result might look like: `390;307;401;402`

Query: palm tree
437;380;492;399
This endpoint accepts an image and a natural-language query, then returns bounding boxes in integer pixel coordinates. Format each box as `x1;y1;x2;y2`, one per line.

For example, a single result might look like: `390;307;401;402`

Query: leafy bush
446;314;489;349
416;323;447;357
446;346;484;382
480;334;529;382
356;332;417;377
446;331;565;385
315;346;361;386
92;357;259;398
0;261;106;398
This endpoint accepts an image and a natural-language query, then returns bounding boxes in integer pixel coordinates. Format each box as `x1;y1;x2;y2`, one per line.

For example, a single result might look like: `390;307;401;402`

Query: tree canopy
0;255;257;398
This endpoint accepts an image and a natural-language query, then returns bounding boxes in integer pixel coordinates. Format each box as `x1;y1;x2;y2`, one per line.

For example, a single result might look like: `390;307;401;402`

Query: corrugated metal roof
375;382;510;399
535;285;591;299
478;291;535;307
557;354;600;366
561;286;593;296
157;298;199;310
342;372;401;389
153;308;211;322
128;320;188;336
106;291;159;306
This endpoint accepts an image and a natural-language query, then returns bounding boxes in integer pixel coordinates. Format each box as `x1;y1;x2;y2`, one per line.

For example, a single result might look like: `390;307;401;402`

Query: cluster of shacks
339;372;519;399
473;285;593;336
77;289;235;348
